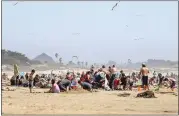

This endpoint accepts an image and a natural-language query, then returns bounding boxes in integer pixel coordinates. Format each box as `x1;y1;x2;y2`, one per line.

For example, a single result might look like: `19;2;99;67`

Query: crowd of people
9;63;178;93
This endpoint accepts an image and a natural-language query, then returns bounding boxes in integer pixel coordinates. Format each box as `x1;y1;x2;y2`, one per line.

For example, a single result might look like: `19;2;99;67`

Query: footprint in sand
163;110;175;113
125;108;135;111
105;106;112;108
8;96;12;98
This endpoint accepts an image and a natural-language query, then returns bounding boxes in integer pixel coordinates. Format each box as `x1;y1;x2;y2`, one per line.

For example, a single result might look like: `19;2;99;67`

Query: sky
2;1;178;64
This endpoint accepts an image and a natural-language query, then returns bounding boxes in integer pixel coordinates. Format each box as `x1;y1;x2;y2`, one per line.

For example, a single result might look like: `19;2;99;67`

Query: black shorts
29;80;33;88
142;76;148;86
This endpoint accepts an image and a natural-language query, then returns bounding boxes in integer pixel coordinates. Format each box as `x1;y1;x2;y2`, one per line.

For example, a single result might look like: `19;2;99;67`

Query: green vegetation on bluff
2;49;41;65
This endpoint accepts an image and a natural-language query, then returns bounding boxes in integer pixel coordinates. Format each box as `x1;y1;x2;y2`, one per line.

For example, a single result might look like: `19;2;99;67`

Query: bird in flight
72;33;80;35
134;38;144;40
13;2;19;6
135;14;143;17
13;1;23;6
111;1;120;11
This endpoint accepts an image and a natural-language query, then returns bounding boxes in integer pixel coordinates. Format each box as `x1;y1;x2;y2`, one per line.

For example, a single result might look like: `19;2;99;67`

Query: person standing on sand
28;69;35;93
109;65;117;89
120;71;127;90
139;63;149;90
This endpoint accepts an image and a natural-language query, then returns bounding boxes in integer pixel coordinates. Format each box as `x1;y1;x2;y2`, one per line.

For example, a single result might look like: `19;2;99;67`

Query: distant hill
2;49;41;65
33;53;55;64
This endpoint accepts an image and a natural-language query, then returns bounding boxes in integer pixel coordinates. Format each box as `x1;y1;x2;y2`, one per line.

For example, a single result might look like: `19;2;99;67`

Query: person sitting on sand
19;75;24;86
131;72;137;83
84;71;92;84
153;71;157;78
25;73;29;80
66;72;73;81
71;77;78;89
78;80;92;92
80;72;85;82
149;76;155;85
128;76;134;91
168;78;176;91
112;76;120;90
158;73;164;87
33;74;40;86
57;78;71;92
49;79;60;93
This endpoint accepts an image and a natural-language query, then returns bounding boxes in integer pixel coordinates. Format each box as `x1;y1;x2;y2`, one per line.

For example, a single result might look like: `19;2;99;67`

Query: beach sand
2;87;178;114
2;68;178;114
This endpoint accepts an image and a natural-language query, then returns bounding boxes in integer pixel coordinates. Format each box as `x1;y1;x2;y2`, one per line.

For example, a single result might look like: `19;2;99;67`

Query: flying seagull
111;1;120;11
72;33;80;35
134;38;144;40
13;1;23;6
13;2;19;6
136;14;143;17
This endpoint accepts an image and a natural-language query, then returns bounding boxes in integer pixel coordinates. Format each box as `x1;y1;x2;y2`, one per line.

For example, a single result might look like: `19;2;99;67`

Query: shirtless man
139;63;149;90
111;65;117;74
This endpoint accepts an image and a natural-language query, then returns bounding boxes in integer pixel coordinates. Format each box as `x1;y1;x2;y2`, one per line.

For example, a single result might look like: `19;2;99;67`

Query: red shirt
80;75;85;82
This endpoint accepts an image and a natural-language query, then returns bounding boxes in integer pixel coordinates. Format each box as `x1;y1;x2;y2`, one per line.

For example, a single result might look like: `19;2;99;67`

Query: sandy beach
2;68;178;114
2;1;178;114
2;86;178;114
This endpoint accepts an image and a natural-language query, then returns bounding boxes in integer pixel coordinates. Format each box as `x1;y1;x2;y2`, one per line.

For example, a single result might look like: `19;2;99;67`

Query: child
50;79;60;93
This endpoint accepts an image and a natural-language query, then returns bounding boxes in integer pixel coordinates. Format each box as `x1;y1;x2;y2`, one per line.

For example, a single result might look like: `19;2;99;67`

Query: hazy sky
2;1;178;64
